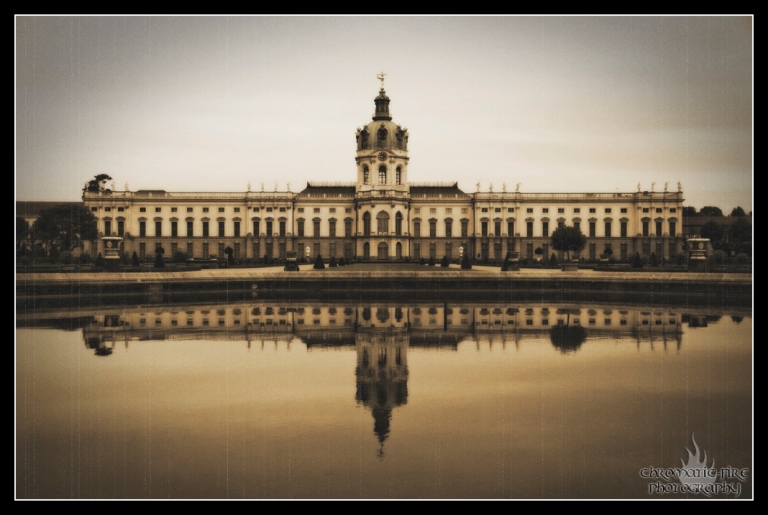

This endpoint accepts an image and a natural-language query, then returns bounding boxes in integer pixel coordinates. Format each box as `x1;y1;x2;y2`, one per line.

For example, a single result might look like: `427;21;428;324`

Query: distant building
82;83;686;262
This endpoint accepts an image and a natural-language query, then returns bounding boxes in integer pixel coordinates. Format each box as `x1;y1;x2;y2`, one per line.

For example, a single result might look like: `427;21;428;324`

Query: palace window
656;221;663;236
669;221;676;237
377;213;389;234
507;221;514;236
396;167;401;185
445;219;452;238
495;221;501;236
526;221;533;238
155;221;162;237
104;220;111;236
345;220;352;237
461;220;468;238
642;221;650;237
117;220;124;236
542;221;549;238
314;219;321;237
363;166;369;184
234;221;241;237
605;222;612;238
363;213;371;236
620;221;627;238
253;220;260;236
171;221;178;237
329;219;336;238
413;220;420;238
482;221;488;237
187;221;194;237
589;222;596;237
202;221;209;237
395;213;403;236
429;220;436;237
218;221;225;237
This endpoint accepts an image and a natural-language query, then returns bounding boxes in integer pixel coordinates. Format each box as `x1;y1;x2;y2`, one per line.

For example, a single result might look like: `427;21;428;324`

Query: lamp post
305;246;310;263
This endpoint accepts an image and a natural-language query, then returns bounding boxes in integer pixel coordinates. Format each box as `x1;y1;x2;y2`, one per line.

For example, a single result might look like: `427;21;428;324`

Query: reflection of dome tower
355;320;409;458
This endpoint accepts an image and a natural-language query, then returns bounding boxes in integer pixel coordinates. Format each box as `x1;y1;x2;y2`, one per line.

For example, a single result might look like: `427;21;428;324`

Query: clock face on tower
378;152;387;162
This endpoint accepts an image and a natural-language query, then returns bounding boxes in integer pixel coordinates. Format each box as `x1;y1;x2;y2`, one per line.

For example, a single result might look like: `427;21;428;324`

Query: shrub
95;253;105;268
172;251;188;263
329;256;337;267
708;250;727;265
549;253;558;266
131;251;140;266
650;252;659;267
735;253;750;265
440;255;449;267
313;254;325;269
420;258;426;265
461;253;472;270
428;256;435;266
608;256;617;264
675;253;687;266
631;252;642;269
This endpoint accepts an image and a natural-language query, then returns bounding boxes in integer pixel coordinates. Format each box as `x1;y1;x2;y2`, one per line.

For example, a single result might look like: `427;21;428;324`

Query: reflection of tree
731;316;743;324
550;325;587;354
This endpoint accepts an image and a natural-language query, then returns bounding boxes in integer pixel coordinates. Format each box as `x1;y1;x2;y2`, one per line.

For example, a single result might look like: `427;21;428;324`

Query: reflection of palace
83;80;685;263
79;302;685;358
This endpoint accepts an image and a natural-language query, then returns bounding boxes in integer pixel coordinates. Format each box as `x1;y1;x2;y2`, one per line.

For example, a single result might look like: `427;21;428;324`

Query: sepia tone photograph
16;15;752;499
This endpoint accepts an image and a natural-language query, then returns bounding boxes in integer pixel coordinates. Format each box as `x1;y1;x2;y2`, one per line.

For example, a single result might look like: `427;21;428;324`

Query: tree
131;251;140;266
461;253;472;270
700;220;723;243
730;206;746;217
83;174;113;193
683;206;698;217
16;217;29;254
224;246;234;266
699;206;723;217
730;217;752;256
32;204;97;258
632;252;642;269
550;226;587;261
154;246;165;268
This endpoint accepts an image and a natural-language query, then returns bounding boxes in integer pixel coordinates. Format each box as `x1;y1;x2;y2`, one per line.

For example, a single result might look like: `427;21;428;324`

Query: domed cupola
356;77;409;152
355;74;410;192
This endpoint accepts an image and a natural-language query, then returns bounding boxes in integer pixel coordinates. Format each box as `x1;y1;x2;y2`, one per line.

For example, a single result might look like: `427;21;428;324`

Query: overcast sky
16;16;752;213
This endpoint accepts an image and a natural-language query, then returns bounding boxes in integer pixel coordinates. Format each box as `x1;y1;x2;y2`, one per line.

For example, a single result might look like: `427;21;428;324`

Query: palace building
82;82;686;263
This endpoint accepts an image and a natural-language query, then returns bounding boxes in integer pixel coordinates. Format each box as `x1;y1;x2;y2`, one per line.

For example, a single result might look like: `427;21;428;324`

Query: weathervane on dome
377;72;386;89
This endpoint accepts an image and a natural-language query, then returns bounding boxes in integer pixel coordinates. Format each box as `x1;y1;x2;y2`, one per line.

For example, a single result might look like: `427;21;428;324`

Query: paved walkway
16;264;752;284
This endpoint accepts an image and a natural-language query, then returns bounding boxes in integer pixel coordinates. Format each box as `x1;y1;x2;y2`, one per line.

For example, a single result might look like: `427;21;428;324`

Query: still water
17;301;752;499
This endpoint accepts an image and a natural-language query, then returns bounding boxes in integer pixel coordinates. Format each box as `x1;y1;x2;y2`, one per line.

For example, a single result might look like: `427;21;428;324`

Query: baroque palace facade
83;83;685;263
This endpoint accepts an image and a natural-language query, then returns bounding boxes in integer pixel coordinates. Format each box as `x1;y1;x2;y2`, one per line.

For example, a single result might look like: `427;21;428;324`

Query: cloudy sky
16;16;752;212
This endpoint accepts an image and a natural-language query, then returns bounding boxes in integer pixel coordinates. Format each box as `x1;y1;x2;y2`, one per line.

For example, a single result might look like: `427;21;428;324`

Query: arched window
378;242;388;260
379;166;387;185
363;165;369;185
363;242;370;259
396;241;402;259
396;167;402;185
363;212;371;236
377;211;389;234
395;212;403;236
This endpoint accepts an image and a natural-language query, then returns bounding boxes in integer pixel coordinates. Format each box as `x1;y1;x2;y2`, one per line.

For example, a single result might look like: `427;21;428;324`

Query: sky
16;16;753;213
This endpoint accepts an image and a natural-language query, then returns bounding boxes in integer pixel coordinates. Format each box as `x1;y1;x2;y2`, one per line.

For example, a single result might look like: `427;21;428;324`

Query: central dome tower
355;76;409;192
